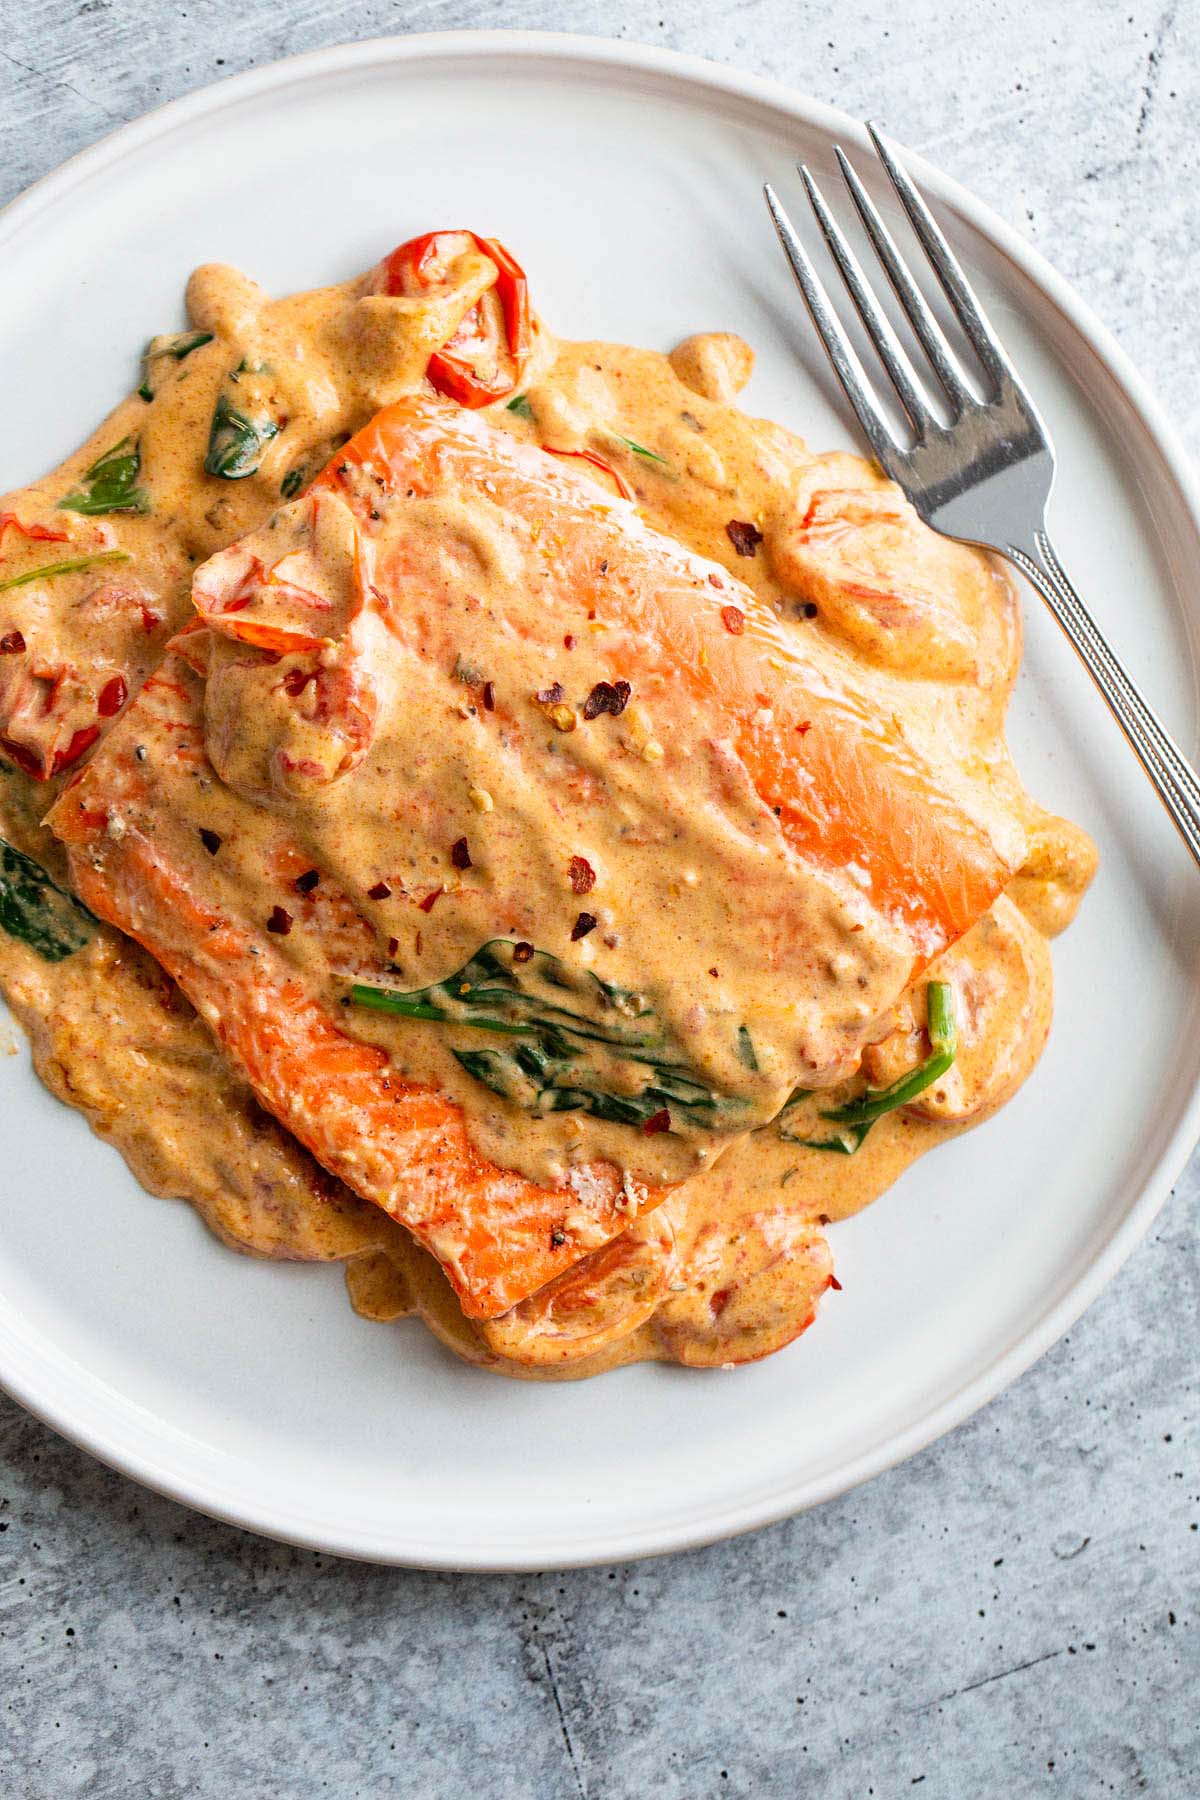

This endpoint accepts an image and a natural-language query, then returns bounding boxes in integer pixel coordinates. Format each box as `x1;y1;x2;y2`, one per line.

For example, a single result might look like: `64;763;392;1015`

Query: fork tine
866;122;1017;394
833;147;972;413
763;183;901;472
798;163;931;432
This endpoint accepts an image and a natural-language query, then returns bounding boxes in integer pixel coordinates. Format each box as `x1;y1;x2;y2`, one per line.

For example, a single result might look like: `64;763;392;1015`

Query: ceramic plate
1;32;1198;1570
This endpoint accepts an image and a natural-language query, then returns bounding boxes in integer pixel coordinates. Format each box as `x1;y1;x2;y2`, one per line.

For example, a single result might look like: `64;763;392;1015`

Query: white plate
1;32;1198;1571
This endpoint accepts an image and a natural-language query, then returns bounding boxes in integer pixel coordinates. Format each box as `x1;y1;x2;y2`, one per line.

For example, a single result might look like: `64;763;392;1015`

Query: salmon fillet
50;398;1024;1318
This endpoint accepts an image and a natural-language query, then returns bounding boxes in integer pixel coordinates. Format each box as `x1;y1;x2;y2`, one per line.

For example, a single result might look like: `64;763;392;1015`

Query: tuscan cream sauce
0;246;1096;1375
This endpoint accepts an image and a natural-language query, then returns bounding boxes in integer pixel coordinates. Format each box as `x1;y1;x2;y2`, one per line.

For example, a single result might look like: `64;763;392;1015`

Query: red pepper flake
368;880;392;900
708;967;720;978
482;681;495;712
710;1286;733;1317
726;519;763;557
450;837;471;870
0;630;25;655
568;855;596;894
293;868;319;894
140;606;163;634
418;887;443;913
387;936;400;959
97;674;128;718
267;905;292;935
582;679;631;720
198;827;222;855
796;720;812;735
643;1107;671;1135
570;911;597;941
720;605;745;636
828;1274;843;1291
535;681;565;706
563;633;575;649
282;667;316;697
707;572;723;590
513;941;535;964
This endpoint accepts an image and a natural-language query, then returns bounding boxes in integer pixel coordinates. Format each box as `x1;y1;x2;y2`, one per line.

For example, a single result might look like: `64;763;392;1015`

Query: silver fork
764;125;1200;870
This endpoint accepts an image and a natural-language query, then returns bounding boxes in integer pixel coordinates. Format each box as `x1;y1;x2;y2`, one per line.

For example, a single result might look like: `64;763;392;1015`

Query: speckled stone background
1;5;1197;1796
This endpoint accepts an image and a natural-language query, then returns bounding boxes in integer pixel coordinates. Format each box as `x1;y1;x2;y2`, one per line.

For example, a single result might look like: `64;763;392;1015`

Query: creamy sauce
0;244;1097;1375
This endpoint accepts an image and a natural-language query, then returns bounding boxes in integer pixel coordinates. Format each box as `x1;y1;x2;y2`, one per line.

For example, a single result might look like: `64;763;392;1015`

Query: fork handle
1006;531;1200;869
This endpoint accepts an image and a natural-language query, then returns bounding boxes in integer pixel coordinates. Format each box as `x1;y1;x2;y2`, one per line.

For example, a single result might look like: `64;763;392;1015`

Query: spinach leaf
58;438;150;516
780;981;957;1154
204;392;280;480
280;467;305;499
138;329;214;401
350;939;740;1134
505;394;534;421
0;837;94;962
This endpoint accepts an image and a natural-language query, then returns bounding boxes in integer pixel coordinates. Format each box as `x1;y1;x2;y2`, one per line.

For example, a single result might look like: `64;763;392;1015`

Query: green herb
614;434;669;466
779;1166;799;1187
205;390;279;480
781;982;957;1155
784;1118;872;1157
138;329;214;400
280;467;305;499
505;394;534;421
58;438;150;516
0;549;130;595
350;938;739;1133
0;837;94;962
736;1024;759;1072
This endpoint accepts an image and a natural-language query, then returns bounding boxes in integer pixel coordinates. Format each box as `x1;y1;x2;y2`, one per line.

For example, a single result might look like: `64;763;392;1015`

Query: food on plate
0;229;1096;1373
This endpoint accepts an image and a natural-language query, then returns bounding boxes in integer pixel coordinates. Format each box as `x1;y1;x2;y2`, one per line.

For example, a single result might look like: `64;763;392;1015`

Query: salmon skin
50;397;1023;1319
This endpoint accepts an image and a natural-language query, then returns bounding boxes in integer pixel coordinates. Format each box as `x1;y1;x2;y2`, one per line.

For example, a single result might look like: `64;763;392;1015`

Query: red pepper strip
0;512;69;553
375;230;532;409
542;447;635;503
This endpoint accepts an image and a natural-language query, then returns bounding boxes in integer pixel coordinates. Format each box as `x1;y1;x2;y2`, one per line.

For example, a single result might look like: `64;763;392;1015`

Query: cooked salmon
50;397;1025;1319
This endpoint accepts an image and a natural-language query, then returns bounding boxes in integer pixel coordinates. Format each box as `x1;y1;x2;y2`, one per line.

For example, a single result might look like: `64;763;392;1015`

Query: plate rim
1;27;1198;1570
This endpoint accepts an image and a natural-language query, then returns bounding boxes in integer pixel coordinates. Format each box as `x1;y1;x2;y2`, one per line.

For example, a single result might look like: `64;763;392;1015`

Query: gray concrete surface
0;3;1197;1795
